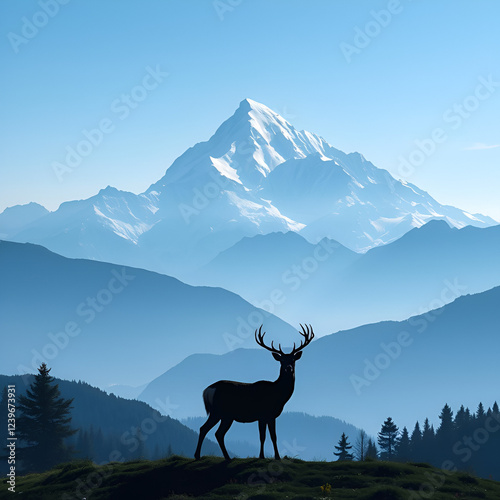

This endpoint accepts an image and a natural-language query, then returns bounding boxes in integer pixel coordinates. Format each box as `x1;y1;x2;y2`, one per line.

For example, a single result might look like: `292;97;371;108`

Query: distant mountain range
193;219;500;332
138;284;500;436
0;240;295;389
1;98;496;279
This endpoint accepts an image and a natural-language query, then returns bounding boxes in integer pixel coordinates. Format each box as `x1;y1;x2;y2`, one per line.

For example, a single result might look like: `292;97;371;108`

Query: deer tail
202;386;216;415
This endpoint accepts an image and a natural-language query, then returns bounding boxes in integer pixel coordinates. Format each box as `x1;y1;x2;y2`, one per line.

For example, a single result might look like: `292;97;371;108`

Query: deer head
255;323;314;377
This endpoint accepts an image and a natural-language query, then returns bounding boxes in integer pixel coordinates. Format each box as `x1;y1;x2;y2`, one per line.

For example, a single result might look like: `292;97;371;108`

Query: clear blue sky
1;0;499;220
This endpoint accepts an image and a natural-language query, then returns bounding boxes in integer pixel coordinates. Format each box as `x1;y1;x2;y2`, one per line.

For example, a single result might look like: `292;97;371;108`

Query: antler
290;324;315;355
255;324;314;355
255;325;285;355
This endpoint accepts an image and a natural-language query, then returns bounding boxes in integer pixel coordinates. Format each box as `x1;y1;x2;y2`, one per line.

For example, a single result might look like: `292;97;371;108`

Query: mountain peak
0;202;50;238
233;98;297;134
417;218;453;232
238;97;258;109
238;98;274;114
98;185;120;195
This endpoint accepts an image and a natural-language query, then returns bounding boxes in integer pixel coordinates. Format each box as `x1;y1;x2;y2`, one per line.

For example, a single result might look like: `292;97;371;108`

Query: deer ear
294;351;302;361
272;352;282;361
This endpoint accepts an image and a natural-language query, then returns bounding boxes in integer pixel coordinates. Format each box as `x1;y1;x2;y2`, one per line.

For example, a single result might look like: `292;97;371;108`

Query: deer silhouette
194;324;314;460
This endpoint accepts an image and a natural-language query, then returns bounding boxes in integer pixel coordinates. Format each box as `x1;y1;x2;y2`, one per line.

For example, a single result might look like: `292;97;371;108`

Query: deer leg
268;419;280;460
215;418;233;460
258;420;267;459
194;414;220;460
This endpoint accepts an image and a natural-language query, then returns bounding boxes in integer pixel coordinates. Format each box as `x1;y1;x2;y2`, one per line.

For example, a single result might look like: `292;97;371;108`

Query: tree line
334;402;500;479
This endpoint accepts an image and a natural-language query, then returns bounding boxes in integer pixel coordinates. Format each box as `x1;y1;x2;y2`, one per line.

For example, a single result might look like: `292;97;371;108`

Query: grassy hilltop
2;456;500;500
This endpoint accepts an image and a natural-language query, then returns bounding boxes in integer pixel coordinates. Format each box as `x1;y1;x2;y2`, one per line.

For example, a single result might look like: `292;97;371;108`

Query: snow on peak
210;155;242;184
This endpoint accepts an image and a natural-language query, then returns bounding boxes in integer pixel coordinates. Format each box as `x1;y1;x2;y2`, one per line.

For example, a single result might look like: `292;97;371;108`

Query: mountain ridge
0;240;296;388
193;219;500;332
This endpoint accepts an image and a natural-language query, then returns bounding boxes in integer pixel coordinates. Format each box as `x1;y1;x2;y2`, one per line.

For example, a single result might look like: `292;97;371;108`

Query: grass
1;456;500;499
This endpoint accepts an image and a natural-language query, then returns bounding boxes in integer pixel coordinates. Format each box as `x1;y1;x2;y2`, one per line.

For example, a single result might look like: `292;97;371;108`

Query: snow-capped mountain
2;98;496;276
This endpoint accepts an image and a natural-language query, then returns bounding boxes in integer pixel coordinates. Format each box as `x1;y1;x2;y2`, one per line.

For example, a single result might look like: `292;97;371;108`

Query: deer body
194;325;313;460
204;376;294;423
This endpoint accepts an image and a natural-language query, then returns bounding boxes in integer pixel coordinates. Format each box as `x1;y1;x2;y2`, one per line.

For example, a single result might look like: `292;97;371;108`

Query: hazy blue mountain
182;412;364;461
331;220;500;327
0;202;49;239
190;231;360;334
139;285;500;436
194;220;500;333
3;99;495;278
0;240;296;389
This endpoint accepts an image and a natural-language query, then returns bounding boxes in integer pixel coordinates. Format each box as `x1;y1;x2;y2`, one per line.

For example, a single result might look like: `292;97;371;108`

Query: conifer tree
437;404;454;436
366;438;378;460
378;417;399;460
333;432;353;461
454;405;470;435
410;421;422;461
493;402;499;415
421;418;434;441
17;364;77;472
476;402;485;420
436;403;455;460
420;418;437;464
396;426;411;462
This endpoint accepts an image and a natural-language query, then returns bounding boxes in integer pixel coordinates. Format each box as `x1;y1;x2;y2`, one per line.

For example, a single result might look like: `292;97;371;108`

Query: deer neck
274;369;295;402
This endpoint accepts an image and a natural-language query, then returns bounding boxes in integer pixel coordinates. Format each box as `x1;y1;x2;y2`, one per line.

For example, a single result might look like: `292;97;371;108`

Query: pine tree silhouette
366;438;378;460
333;432;353;461
410;421;422;461
476;402;485;420
436;404;454;462
17;364;77;472
454;405;470;435
396;426;411;462
378;417;399;460
421;418;435;463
